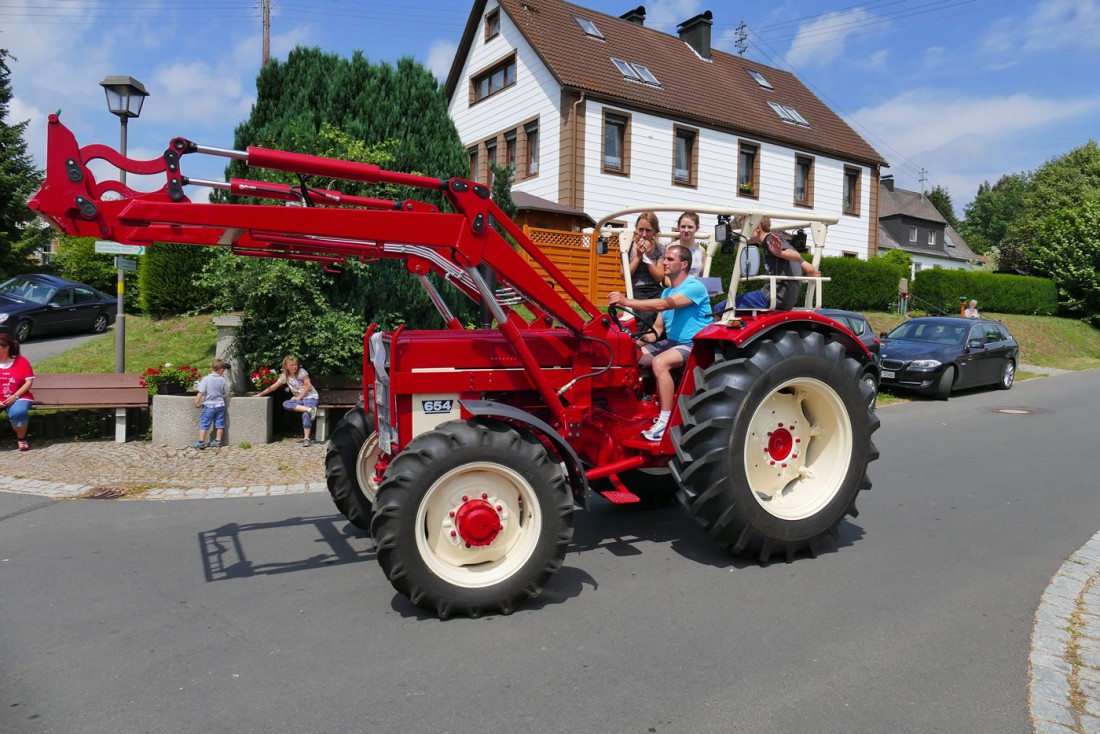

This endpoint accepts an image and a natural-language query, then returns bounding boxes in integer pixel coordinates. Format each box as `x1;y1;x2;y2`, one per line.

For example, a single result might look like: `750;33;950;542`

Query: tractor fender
460;399;590;509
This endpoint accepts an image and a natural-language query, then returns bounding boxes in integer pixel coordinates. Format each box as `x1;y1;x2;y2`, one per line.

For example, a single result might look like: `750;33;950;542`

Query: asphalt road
19;328;110;365
2;369;1097;734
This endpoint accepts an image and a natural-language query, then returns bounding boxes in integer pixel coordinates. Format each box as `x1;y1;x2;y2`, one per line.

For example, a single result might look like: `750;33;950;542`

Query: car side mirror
879;332;888;339
967;339;984;350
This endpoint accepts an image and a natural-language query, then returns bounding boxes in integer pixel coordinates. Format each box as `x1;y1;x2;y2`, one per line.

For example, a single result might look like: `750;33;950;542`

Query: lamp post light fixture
99;75;149;374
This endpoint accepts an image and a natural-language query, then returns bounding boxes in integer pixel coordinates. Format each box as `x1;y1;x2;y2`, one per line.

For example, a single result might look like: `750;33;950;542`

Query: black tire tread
324;407;375;530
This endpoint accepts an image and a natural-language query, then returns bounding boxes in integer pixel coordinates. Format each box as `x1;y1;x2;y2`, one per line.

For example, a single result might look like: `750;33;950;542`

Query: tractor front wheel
671;329;879;562
371;419;574;618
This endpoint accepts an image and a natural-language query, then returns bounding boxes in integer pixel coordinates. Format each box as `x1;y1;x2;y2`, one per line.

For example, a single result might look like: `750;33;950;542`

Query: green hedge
818;256;906;312
909;268;1057;316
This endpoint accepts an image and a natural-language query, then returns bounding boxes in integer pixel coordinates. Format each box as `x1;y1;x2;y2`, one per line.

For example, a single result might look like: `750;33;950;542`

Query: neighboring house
877;177;982;279
445;0;888;259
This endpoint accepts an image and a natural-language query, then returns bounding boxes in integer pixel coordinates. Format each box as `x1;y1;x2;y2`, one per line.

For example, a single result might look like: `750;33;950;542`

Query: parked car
879;316;1018;400
817;308;881;409
0;274;117;343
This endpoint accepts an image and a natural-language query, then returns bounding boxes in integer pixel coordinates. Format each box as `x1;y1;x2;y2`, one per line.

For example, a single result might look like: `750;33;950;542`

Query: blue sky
4;0;1099;212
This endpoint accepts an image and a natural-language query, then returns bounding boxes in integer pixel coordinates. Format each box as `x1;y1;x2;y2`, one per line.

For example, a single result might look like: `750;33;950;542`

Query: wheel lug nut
482;493;488;499
450;530;456;537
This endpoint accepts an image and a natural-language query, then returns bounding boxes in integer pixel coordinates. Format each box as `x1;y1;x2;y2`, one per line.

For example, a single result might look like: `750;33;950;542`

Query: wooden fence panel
520;226;625;305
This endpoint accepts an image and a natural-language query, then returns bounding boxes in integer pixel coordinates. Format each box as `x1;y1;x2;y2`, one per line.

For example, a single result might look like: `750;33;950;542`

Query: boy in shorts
193;358;229;449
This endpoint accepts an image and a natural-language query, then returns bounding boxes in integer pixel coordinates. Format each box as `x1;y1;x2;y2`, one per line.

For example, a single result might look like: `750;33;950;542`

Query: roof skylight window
747;69;773;89
610;58;661;87
768;101;809;127
611;58;641;81
574;15;605;39
632;63;661;86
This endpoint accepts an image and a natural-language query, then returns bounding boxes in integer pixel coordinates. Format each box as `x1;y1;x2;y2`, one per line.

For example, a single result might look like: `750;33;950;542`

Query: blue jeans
283;398;319;428
3;398;32;428
199;404;226;431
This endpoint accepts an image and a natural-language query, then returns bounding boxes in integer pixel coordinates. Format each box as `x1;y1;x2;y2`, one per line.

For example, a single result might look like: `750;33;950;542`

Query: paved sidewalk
0;437;328;500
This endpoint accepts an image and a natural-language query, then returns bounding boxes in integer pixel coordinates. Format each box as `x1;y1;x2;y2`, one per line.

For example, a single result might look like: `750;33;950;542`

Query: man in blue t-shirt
608;245;712;441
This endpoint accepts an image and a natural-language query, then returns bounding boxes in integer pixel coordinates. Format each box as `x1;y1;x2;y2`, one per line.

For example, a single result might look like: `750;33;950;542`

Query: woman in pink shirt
0;333;35;451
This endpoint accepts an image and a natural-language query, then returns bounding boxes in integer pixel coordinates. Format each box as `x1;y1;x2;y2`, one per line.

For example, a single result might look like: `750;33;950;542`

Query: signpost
95;241;145;372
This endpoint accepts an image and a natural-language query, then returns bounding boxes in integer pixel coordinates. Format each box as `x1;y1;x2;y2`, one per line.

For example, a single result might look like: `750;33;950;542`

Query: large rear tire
371;419;574;618
671;329;879;562
325;408;380;531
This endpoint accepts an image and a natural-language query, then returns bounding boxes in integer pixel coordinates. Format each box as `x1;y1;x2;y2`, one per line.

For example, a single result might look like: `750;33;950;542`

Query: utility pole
919;167;928;197
735;21;748;57
262;0;270;66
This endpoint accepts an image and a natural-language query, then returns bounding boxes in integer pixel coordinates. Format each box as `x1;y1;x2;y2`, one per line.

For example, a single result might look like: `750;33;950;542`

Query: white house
445;0;889;258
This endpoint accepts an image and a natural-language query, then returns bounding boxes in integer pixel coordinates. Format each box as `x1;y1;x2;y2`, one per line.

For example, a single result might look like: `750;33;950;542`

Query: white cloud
427;40;458;81
786;9;875;68
642;0;705;33
983;0;1100;54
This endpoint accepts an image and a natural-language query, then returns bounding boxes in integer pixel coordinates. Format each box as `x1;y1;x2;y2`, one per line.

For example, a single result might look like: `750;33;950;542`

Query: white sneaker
642;419;668;441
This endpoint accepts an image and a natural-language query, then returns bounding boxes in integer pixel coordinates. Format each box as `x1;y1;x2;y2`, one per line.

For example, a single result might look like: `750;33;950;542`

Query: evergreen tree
926;186;958;229
0;50;48;275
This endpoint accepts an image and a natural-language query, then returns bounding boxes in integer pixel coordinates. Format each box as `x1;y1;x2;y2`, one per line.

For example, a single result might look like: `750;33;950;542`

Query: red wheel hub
454;499;503;546
766;427;794;461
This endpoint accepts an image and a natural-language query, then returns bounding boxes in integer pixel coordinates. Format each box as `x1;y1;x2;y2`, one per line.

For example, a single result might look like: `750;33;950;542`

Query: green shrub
139;243;214;317
910;268;1057;316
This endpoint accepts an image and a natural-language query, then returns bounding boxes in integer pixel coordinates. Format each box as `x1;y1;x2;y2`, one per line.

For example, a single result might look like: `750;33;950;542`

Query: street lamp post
99;76;149;374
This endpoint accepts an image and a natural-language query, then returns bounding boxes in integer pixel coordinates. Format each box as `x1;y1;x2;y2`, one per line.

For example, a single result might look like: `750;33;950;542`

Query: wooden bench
312;376;362;442
30;373;150;443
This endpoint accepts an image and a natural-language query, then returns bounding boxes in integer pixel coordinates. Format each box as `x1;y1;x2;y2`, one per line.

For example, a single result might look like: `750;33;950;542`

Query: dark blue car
0;274;117;343
879;316;1018;400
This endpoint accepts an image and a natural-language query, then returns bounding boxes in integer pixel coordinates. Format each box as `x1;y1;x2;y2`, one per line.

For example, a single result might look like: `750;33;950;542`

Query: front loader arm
28;114;598;333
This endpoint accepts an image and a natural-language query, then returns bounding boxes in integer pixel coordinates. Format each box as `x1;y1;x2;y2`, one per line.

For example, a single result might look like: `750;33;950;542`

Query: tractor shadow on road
570;498;865;569
198;513;373;582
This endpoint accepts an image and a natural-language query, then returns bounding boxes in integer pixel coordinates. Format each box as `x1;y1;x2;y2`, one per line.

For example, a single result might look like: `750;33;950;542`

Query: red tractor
29;115;879;618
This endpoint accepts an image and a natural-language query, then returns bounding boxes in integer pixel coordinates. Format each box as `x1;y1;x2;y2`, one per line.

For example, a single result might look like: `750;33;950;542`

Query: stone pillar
213;313;250;394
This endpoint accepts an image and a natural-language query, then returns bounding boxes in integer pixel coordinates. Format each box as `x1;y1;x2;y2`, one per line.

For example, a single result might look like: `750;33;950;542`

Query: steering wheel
607;303;660;342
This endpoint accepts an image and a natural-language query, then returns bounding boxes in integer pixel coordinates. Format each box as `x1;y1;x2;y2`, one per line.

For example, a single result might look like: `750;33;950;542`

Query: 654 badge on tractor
29;115;879;618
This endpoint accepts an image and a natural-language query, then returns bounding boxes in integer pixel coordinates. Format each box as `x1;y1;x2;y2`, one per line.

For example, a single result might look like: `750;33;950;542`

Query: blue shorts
3;398;32;428
199;405;226;431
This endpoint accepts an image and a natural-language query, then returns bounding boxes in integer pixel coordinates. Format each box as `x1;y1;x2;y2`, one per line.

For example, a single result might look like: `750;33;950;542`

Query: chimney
620;6;645;26
677;11;713;60
882;175;894;192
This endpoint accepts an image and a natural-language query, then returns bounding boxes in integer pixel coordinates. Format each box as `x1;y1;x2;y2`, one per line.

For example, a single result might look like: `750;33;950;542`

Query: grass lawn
35;314;219;375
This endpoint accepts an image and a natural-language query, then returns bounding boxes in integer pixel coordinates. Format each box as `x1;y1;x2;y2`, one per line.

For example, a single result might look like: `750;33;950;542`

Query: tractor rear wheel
371;419;574;618
671;329;879;562
325;408;380;531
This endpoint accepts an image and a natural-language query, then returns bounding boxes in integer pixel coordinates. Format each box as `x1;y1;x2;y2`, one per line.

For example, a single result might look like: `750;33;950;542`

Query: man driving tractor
608;244;712;441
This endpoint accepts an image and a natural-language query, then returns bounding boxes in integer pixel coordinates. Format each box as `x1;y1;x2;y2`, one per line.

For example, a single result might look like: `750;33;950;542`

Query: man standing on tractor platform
609;244;712;441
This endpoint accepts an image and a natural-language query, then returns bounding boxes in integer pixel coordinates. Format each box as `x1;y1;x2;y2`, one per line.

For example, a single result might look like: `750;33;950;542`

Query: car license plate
882;370;895;379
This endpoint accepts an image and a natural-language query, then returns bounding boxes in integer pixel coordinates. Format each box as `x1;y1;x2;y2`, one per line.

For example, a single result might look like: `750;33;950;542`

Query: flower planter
155;382;187;395
151;394;273;447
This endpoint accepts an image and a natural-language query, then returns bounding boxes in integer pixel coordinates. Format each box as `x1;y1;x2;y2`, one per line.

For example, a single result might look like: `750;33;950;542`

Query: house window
746;69;772;89
673;126;697;187
524;121;539;176
928;230;936;246
469;147;479;180
472;54;516;103
574;15;604;39
768;101;809;127
794;155;814;207
603;111;629;175
485;9;500;40
504;131;517;169
908;226;918;243
485;140;497;186
843;167;861;215
610;58;660;86
738;141;758;197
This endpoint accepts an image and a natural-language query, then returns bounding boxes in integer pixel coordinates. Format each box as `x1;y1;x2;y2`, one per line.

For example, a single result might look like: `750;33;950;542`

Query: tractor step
596;474;641;504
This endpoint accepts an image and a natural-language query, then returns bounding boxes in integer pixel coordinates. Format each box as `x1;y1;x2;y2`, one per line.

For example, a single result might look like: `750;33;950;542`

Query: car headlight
909;359;942;370
0;313;8;324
